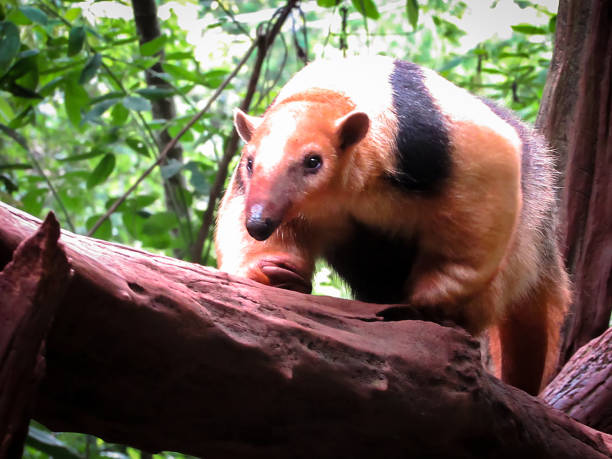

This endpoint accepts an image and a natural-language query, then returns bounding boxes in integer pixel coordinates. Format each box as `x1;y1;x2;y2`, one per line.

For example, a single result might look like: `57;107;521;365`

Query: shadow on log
0;201;610;459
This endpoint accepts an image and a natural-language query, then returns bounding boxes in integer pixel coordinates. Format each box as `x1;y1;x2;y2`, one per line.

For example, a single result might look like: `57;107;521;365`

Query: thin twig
216;0;252;37
190;0;299;263
86;39;259;237
0;123;76;232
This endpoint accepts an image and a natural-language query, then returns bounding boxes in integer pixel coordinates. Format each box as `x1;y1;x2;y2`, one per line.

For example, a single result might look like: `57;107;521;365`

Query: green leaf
57;149;106;162
165;51;192;60
438;55;467;72
122;209;147;238
163;63;204;84
86;214;112;239
184;161;210;195
511;24;547;35
110;103;129;126
317;0;339;6
83;98;118;123
0;96;15;121
17;49;39;59
79;53;102;84
0;162;32;170
87;153;115;189
513;0;531;8
21;188;48;216
90;91;124;105
432;16;466;45
122;96;151;112
6;82;42;99
142;211;179;234
68;26;85;56
64;77;89;127
0;121;28;149
65;7;82;22
549;15;556;34
19;6;48;25
160;158;184;179
140;35;166;56
131;56;159;69
202;68;230;89
26;426;81;459
0;21;21;72
351;0;380;19
135;87;175;100
125;194;158;210
168;120;193;142
406;0;419;30
125;137;149;157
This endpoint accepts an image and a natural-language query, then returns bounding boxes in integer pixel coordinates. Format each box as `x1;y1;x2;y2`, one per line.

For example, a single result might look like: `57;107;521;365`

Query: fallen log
0;201;610;458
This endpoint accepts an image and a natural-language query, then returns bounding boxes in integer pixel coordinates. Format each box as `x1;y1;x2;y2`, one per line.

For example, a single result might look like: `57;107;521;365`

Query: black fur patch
388;60;451;193
323;219;417;304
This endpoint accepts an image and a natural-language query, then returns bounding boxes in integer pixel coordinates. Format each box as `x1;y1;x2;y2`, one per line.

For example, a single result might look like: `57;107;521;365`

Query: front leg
215;171;315;294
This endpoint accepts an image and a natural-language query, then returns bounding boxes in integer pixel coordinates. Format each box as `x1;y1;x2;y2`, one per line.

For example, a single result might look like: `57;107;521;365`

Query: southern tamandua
215;56;570;395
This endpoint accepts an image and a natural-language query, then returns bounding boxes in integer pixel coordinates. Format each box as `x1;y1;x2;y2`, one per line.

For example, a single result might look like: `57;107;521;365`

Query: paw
245;256;312;294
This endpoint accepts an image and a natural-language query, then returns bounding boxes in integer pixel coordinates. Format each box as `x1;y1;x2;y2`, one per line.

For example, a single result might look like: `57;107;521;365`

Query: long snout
245;192;291;241
246;203;281;241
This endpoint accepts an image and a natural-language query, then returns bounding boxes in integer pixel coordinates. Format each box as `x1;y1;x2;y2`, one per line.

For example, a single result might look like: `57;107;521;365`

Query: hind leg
498;300;548;395
492;282;568;395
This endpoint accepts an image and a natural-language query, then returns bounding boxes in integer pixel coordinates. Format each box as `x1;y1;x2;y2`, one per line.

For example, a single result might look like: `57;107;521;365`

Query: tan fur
215;56;569;394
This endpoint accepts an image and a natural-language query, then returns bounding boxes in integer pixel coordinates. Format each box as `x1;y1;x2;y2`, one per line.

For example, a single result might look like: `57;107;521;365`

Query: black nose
246;216;277;241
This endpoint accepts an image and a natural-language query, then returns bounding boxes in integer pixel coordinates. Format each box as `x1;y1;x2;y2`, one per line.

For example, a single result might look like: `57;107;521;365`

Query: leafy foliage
2;0;557;456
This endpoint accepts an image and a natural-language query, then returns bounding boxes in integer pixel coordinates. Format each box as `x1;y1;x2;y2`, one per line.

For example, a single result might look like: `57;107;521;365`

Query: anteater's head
234;95;369;241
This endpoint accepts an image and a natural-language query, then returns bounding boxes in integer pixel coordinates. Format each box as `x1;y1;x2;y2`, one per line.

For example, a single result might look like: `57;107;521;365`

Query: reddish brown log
536;0;592;176
537;0;612;365
542;327;612;434
0;213;71;458
0;202;610;458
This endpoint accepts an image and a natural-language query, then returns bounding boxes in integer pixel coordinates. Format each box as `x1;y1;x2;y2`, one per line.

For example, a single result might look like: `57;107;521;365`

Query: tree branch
542;327;612;434
0;201;610;459
131;0;193;246
85;40;258;237
190;0;300;263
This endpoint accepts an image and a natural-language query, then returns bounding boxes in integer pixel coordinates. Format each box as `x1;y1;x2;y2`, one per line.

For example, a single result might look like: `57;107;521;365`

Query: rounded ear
234;108;263;143
335;110;370;150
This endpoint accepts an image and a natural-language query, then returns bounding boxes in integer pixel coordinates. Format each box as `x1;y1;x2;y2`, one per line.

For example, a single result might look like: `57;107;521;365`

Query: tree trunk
0;202;610;459
131;0;192;247
536;0;612;366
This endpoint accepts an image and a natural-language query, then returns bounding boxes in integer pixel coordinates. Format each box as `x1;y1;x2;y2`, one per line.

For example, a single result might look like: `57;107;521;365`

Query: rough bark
0;202;610;459
0;213;71;458
536;0;592;176
536;0;612;366
542;327;612;434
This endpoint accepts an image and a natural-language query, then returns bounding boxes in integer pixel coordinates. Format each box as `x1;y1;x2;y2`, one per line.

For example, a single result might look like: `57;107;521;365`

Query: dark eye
246;157;254;176
303;154;322;173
